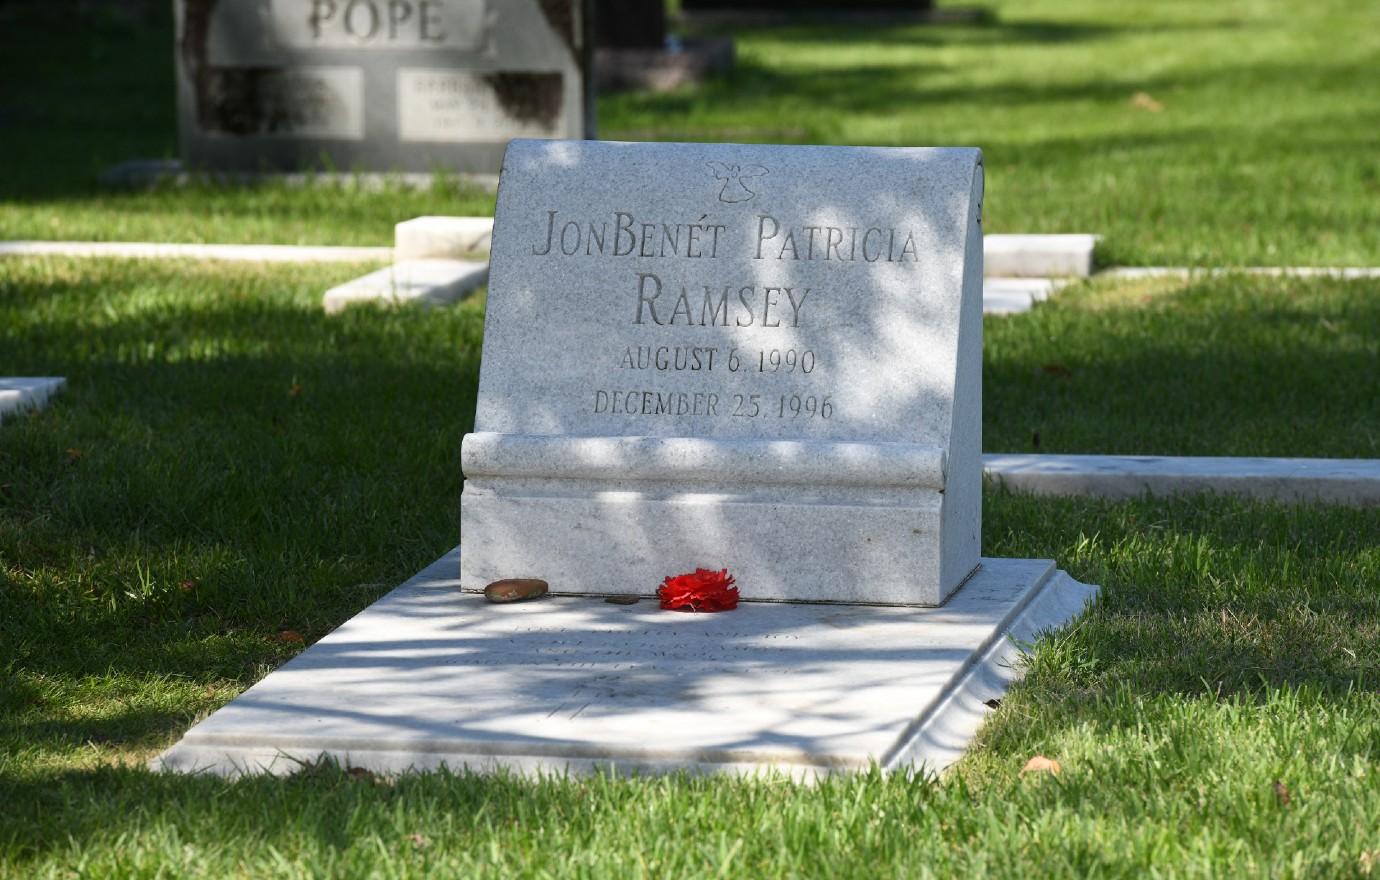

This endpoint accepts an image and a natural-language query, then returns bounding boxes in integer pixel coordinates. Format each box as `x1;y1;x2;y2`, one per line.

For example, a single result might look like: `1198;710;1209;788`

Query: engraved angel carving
707;162;769;203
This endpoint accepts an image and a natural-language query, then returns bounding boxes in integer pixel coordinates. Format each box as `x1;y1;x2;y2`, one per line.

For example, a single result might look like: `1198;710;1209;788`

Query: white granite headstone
461;140;984;605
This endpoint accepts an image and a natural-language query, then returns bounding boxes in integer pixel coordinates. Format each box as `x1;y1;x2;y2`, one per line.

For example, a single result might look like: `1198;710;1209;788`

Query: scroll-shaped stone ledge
461;432;948;490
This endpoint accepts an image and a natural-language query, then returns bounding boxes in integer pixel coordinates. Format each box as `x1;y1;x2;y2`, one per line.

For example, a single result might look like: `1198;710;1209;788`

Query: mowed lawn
2;258;1378;876
3;0;1380;876
2;0;1378;265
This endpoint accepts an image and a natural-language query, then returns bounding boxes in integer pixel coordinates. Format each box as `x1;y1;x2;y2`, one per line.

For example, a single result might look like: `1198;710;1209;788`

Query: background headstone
174;0;593;175
461;139;984;605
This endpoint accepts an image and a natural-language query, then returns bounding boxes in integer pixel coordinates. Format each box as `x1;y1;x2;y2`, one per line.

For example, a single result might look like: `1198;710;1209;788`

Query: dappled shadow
0;262;482;691
722;14;1250;46
985;488;1380;699
619;52;1378;133
982;275;1380;458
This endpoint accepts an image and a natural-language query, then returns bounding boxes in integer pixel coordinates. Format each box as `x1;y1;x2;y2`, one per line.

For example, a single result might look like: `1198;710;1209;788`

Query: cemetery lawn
3;257;1380;876
2;0;1377;266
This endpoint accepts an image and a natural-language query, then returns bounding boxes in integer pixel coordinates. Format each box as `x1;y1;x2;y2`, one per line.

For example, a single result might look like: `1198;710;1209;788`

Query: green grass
3;0;1379;873
2;257;1378;876
3;0;1378;263
985;273;1380;456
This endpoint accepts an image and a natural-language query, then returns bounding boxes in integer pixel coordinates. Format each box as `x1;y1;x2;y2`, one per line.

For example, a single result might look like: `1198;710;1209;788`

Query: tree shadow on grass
3;482;1378;867
985;490;1380;701
0;263;483;693
693;12;1250;46
981;275;1380;458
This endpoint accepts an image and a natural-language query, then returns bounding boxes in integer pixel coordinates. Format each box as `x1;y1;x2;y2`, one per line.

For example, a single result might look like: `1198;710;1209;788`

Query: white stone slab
395;216;495;259
984;234;1097;278
153;547;1098;779
1101;266;1380;280
322;258;488;314
0;377;65;422
984;453;1380;506
462;140;986;606
982;277;1067;314
0;241;392;263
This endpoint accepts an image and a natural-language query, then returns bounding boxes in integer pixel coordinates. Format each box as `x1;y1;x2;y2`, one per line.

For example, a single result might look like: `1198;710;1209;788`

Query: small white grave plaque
462;140;985;605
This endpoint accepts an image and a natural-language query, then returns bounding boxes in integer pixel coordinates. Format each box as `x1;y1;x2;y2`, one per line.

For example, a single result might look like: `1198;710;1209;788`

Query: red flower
658;568;739;612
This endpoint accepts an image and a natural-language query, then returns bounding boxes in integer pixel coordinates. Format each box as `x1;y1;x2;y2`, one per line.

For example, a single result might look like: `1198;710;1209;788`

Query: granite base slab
322;260;488;314
153;547;1097;779
0;377;65;421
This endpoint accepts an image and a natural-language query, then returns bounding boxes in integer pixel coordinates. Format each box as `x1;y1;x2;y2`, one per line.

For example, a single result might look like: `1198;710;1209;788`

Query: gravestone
153;140;1098;779
461;139;984;606
173;0;593;175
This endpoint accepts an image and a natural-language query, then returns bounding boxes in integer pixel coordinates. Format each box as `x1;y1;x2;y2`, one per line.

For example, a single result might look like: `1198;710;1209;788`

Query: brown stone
484;578;549;603
604;595;640;605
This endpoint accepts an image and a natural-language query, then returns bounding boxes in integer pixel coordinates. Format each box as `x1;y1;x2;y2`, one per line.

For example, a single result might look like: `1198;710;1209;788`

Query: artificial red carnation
657;568;739;612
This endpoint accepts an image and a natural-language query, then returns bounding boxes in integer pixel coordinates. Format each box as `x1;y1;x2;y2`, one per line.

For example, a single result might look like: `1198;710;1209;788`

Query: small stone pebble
604;595;640;605
484;578;548;603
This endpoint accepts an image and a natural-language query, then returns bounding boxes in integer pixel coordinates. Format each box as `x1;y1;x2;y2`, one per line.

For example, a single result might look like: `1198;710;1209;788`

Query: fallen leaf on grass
1021;755;1062;776
1273;780;1291;806
1359;850;1380;875
275;629;305;645
1129;91;1165;112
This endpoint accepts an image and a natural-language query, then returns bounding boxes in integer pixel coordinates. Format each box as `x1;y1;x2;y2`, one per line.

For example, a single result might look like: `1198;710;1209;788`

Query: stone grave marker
174;0;593;175
153;140;1098;779
461;139;984;605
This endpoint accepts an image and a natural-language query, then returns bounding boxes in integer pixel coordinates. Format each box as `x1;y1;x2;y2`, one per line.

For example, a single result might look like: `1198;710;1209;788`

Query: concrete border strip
0;241;391;263
984;453;1380;506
